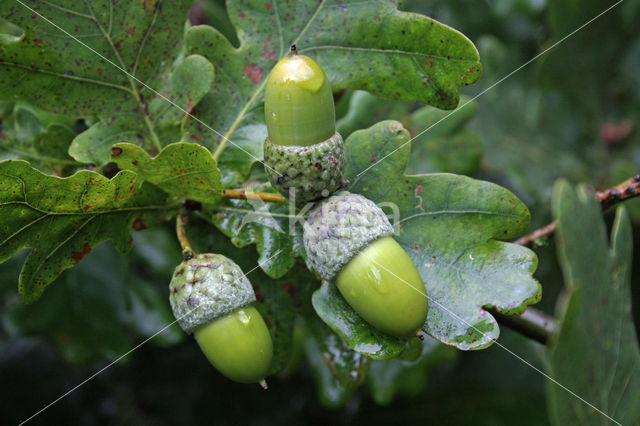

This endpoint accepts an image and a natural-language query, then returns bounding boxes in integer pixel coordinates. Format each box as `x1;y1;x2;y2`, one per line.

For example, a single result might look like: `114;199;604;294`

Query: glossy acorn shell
194;305;273;384
336;236;429;337
265;53;335;147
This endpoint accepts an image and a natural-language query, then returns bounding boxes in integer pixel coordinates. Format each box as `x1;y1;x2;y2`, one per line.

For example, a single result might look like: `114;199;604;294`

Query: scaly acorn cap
169;253;256;334
303;191;394;281
264;132;344;204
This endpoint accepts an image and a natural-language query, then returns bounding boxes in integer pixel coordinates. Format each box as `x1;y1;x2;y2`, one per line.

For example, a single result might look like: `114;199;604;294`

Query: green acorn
169;252;273;386
264;45;345;204
303;192;429;337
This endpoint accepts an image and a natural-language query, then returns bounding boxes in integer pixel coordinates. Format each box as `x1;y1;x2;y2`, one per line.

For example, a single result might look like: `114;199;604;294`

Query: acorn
263;45;345;204
303;192;428;337
169;252;273;386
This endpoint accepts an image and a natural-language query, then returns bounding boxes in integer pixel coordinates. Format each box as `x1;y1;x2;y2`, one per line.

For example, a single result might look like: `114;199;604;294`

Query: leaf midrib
398;209;524;225
0;200;171;216
0;60;132;94
299;45;478;63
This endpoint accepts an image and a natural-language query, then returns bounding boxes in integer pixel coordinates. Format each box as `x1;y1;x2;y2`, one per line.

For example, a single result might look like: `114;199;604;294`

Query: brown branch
515;174;640;247
223;189;287;203
513;221;557;247
491;307;558;345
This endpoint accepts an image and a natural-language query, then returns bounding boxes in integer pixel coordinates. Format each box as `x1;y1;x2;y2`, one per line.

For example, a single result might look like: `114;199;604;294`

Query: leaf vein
0;61;132;94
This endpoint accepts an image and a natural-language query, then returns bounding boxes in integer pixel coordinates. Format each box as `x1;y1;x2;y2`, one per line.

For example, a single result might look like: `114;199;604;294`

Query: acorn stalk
264;45;345;204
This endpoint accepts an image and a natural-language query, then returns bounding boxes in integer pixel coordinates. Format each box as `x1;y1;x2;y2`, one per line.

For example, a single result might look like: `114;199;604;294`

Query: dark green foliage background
1;0;639;425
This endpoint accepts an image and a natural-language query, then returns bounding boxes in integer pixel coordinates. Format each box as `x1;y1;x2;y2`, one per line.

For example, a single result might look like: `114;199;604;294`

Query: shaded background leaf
2;242;183;364
548;181;640;425
366;335;457;405
336;91;482;176
304;315;370;408
0;102;81;175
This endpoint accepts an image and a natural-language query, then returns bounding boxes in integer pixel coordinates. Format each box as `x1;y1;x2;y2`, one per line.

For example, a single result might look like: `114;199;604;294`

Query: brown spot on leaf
281;283;296;298
265;3;272;10
132;218;147;231
144;0;158;16
83;204;91;211
126;26;136;37
72;243;92;263
254;287;265;303
261;35;277;60
244;63;263;83
111;146;123;156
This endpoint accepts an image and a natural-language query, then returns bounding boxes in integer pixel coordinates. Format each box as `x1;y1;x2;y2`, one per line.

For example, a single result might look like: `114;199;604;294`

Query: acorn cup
303;192;429;337
169;252;273;386
263;45;345;204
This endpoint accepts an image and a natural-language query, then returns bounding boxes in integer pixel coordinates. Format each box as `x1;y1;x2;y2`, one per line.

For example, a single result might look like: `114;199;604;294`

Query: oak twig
491;307;558;345
223;189;287;203
515;175;640;247
501;175;640;344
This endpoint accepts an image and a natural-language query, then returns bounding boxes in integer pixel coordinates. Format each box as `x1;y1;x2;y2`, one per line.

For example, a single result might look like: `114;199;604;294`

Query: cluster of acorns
168;46;428;386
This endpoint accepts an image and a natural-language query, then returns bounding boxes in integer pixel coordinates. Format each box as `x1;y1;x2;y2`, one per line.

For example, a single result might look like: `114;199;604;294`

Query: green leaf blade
548;180;640;425
311;281;407;360
111;142;223;204
0;160;168;302
0;0;191;115
1;1;215;165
